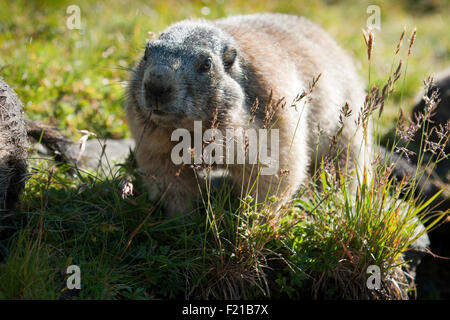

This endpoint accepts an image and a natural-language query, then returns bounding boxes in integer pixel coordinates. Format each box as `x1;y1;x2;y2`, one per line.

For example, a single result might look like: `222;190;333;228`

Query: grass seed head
408;28;417;56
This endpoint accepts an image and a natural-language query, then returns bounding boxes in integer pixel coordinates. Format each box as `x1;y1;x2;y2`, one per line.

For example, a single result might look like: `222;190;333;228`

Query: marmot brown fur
126;13;371;216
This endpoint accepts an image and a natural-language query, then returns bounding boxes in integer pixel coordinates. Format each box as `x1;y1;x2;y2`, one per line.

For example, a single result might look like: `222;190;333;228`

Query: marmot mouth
152;110;167;116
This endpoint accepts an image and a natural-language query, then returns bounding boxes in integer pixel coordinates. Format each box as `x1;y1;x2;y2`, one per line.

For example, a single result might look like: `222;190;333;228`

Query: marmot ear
222;45;237;69
143;35;159;61
143;44;150;61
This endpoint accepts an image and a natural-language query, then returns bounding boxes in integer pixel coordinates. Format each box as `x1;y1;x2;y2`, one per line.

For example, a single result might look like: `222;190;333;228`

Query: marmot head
128;21;245;128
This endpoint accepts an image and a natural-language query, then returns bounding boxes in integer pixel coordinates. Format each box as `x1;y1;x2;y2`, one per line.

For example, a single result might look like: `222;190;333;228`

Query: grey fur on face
131;21;244;127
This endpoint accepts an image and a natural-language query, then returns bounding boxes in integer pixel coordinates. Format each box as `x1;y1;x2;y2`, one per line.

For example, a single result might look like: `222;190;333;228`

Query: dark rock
0;78;29;261
410;68;450;190
26;119;79;163
412;68;450;158
0;78;28;210
387;68;450;299
379;69;450;298
403;218;430;284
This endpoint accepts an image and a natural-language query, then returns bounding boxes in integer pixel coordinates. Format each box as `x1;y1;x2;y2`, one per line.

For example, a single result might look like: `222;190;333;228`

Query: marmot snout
126;13;372;216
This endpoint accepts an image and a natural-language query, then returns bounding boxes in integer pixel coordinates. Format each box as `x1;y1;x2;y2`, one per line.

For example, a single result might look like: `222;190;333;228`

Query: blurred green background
0;0;449;139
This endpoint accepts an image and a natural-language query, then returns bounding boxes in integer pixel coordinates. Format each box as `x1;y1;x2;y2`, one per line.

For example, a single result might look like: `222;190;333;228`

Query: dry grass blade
408;28;417;56
395;27;406;55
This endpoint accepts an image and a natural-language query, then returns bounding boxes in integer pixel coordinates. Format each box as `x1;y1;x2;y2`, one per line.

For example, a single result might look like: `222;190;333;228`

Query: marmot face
129;22;245;128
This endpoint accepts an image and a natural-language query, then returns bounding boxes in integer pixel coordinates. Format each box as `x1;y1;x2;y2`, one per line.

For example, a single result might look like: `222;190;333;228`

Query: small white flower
77;129;96;162
119;178;134;199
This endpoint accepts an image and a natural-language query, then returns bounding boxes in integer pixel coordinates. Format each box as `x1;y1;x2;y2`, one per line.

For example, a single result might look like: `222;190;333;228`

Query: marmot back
126;13;371;216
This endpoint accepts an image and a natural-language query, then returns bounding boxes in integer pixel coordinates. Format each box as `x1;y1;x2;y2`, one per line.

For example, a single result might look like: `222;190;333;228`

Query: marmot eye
198;58;212;73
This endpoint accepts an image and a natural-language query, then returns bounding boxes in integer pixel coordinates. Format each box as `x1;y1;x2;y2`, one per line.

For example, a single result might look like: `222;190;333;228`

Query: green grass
1;139;445;299
0;0;449;299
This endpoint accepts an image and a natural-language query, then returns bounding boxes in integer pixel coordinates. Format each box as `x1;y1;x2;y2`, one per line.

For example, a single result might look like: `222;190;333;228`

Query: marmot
126;13;371;216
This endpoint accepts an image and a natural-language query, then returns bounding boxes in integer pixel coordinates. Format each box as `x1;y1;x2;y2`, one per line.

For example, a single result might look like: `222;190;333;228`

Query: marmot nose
144;78;173;107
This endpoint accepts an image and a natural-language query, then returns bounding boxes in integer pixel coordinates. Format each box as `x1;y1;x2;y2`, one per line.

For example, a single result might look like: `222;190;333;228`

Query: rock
0;78;29;260
0;78;28;210
393;68;450;299
412;68;450;159
26;119;79;162
77;138;135;171
411;68;450;190
385;145;449;211
33;137;135;172
380;69;450;298
403;218;430;283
